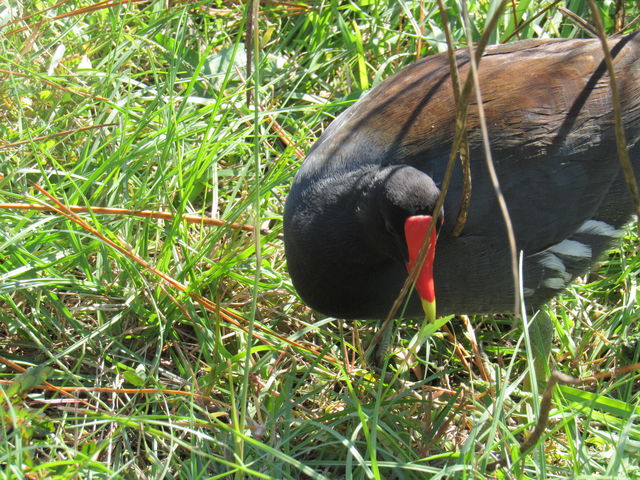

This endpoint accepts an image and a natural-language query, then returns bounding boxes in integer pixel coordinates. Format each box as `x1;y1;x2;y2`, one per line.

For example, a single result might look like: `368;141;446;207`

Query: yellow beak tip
421;298;437;324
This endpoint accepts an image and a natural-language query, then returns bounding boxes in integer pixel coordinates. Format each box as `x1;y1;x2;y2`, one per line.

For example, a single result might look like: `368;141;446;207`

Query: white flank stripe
537;252;567;272
548;239;592;259
544;277;569;289
577;219;623;238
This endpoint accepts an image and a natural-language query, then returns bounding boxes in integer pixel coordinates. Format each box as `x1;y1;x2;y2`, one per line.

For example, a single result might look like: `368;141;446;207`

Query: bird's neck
284;166;404;317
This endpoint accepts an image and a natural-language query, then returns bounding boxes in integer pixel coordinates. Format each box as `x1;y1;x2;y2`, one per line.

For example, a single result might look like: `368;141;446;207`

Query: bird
283;33;640;322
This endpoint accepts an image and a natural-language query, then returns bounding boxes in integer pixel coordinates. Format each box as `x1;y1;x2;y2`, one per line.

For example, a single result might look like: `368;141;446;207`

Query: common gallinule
284;33;640;321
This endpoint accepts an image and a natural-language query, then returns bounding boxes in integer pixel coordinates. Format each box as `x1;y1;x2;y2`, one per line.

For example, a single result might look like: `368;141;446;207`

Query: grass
0;0;639;478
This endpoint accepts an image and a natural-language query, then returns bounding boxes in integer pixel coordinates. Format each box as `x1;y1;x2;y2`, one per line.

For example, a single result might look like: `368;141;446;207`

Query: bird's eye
384;221;395;235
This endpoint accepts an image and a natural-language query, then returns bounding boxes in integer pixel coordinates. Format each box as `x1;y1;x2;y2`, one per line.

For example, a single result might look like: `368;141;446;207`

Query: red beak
404;215;437;322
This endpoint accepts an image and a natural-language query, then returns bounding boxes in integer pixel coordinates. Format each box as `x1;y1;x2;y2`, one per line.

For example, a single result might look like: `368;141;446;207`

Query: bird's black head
363;165;442;263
